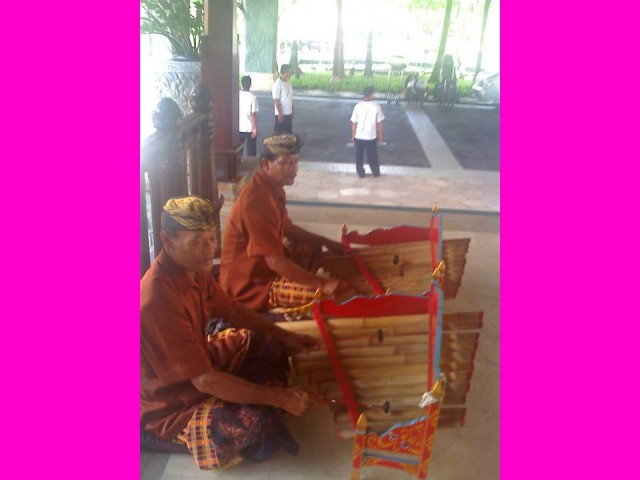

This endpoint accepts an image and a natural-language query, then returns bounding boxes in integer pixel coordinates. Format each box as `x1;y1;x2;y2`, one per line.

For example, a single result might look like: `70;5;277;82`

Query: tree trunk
474;0;492;82
290;39;302;78
364;29;373;77
332;0;345;80
428;0;454;84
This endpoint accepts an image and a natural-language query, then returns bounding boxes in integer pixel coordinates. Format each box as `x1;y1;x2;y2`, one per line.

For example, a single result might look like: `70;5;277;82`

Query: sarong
175;326;297;469
267;241;324;319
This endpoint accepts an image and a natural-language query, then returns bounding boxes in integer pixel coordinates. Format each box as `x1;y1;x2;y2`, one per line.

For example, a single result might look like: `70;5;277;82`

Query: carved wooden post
149;98;188;258
140;170;151;277
189;84;222;250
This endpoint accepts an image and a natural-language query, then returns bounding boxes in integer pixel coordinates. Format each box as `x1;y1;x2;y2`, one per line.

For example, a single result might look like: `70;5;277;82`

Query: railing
140;107;220;277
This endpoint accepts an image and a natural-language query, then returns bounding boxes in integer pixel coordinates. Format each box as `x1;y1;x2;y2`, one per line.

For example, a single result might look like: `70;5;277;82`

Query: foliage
289;72;473;97
141;0;204;59
291;72;406;94
427;78;472;96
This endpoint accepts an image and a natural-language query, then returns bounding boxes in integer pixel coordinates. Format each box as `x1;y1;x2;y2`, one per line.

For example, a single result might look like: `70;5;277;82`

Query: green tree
332;0;345;79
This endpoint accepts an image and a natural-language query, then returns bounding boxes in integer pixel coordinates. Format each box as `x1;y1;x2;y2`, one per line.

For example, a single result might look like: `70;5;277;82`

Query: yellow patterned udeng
162;196;216;230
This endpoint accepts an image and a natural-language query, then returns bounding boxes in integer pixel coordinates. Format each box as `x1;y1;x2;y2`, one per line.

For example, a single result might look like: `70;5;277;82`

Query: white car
472;72;500;104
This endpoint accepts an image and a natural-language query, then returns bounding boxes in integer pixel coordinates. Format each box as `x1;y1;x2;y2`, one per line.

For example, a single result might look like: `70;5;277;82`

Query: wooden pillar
201;0;242;181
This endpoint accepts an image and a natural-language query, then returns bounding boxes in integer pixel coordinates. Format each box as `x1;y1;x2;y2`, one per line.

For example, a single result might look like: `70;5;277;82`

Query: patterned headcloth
263;134;304;156
161;196;217;231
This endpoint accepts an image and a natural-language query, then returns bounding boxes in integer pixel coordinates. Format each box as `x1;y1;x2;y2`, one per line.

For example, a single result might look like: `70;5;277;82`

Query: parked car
472;72;500;104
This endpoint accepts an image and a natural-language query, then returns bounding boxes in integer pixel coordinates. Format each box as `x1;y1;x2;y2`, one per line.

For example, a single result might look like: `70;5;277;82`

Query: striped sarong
175;331;296;469
267;241;324;319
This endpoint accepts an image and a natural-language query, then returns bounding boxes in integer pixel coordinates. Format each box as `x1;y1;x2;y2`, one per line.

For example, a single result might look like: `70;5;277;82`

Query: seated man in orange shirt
220;134;349;315
141;196;321;470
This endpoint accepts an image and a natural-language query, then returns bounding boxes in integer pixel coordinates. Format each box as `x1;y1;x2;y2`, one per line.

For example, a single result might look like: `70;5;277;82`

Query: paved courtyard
254;93;499;172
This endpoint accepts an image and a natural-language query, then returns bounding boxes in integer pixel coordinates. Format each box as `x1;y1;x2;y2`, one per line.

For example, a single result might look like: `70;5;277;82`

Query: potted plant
141;0;204;114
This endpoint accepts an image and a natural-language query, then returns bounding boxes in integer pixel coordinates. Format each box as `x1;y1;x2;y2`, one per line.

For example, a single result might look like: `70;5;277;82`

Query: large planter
155;59;201;115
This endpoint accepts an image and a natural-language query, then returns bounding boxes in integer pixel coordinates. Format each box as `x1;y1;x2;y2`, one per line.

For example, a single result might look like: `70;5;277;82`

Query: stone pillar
201;0;242;181
245;0;278;91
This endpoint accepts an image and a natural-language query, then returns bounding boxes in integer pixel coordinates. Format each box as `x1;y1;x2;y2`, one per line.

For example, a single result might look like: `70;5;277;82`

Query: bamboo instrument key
314;328;384;349
323;398;391;414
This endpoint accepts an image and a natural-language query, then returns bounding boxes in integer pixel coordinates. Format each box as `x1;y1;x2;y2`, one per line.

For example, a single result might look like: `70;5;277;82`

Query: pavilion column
245;0;279;91
201;0;242;181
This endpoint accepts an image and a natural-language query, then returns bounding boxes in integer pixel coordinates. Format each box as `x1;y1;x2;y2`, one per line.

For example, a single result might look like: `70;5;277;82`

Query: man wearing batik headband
220;134;350;315
141;195;322;470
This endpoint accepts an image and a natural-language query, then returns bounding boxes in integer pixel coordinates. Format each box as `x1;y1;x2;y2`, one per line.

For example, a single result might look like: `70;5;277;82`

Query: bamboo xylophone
277;310;482;435
321;238;470;300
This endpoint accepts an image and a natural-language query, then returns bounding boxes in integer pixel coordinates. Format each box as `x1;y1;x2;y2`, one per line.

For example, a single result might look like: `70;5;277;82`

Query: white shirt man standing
272;64;294;134
239;75;259;156
350;86;385;177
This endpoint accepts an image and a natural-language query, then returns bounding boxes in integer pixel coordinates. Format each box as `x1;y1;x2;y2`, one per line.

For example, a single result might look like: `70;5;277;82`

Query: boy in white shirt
350;86;385;177
239;75;259;156
272;64;294;134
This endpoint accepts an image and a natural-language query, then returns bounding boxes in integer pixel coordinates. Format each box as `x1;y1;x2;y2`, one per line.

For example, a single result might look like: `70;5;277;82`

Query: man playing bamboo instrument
141;195;321;470
220;134;350;315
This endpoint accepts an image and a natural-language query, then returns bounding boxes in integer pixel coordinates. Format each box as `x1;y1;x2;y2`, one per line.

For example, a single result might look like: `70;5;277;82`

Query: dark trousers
239;132;257;156
274;115;293;134
355;139;380;177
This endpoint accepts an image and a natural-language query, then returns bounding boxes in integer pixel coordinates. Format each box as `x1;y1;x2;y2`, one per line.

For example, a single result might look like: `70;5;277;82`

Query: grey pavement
253;92;499;172
255;94;431;168
234;91;500;214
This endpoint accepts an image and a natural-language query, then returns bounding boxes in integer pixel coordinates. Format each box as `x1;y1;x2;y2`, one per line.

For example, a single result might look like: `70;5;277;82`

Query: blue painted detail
364;452;420;465
376;416;427;437
434;283;443;379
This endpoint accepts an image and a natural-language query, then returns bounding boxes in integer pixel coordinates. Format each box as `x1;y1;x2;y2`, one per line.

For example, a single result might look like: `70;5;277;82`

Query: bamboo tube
293;341;479;362
317;375;469;395
317;383;471;402
340;392;470;408
307;365;474;386
294;347;474;365
334;406;426;424
348;391;468;408
296;357;470;377
296;354;414;374
317;363;427;381
442;332;481;342
323;383;426;400
293;345;397;362
319;373;428;391
276;314;430;332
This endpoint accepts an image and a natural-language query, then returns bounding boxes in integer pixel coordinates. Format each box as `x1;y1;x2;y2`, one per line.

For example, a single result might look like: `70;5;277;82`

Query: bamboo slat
279;307;482;431
322;238;471;299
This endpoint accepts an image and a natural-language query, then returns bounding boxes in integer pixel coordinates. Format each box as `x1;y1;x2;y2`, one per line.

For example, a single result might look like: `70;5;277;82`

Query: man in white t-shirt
350;86;385;177
239;75;259;156
272;64;294;134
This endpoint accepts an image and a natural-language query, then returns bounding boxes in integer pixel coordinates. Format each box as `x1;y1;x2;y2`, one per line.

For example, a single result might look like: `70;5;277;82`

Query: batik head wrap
262;134;304;156
161;196;218;231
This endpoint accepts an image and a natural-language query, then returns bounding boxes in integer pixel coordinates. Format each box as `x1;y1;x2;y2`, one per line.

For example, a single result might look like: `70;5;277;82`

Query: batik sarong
175;327;297;469
267;241;324;319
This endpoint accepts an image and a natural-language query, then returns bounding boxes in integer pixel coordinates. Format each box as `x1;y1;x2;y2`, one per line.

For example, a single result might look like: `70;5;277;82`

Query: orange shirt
140;250;236;439
220;169;293;309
